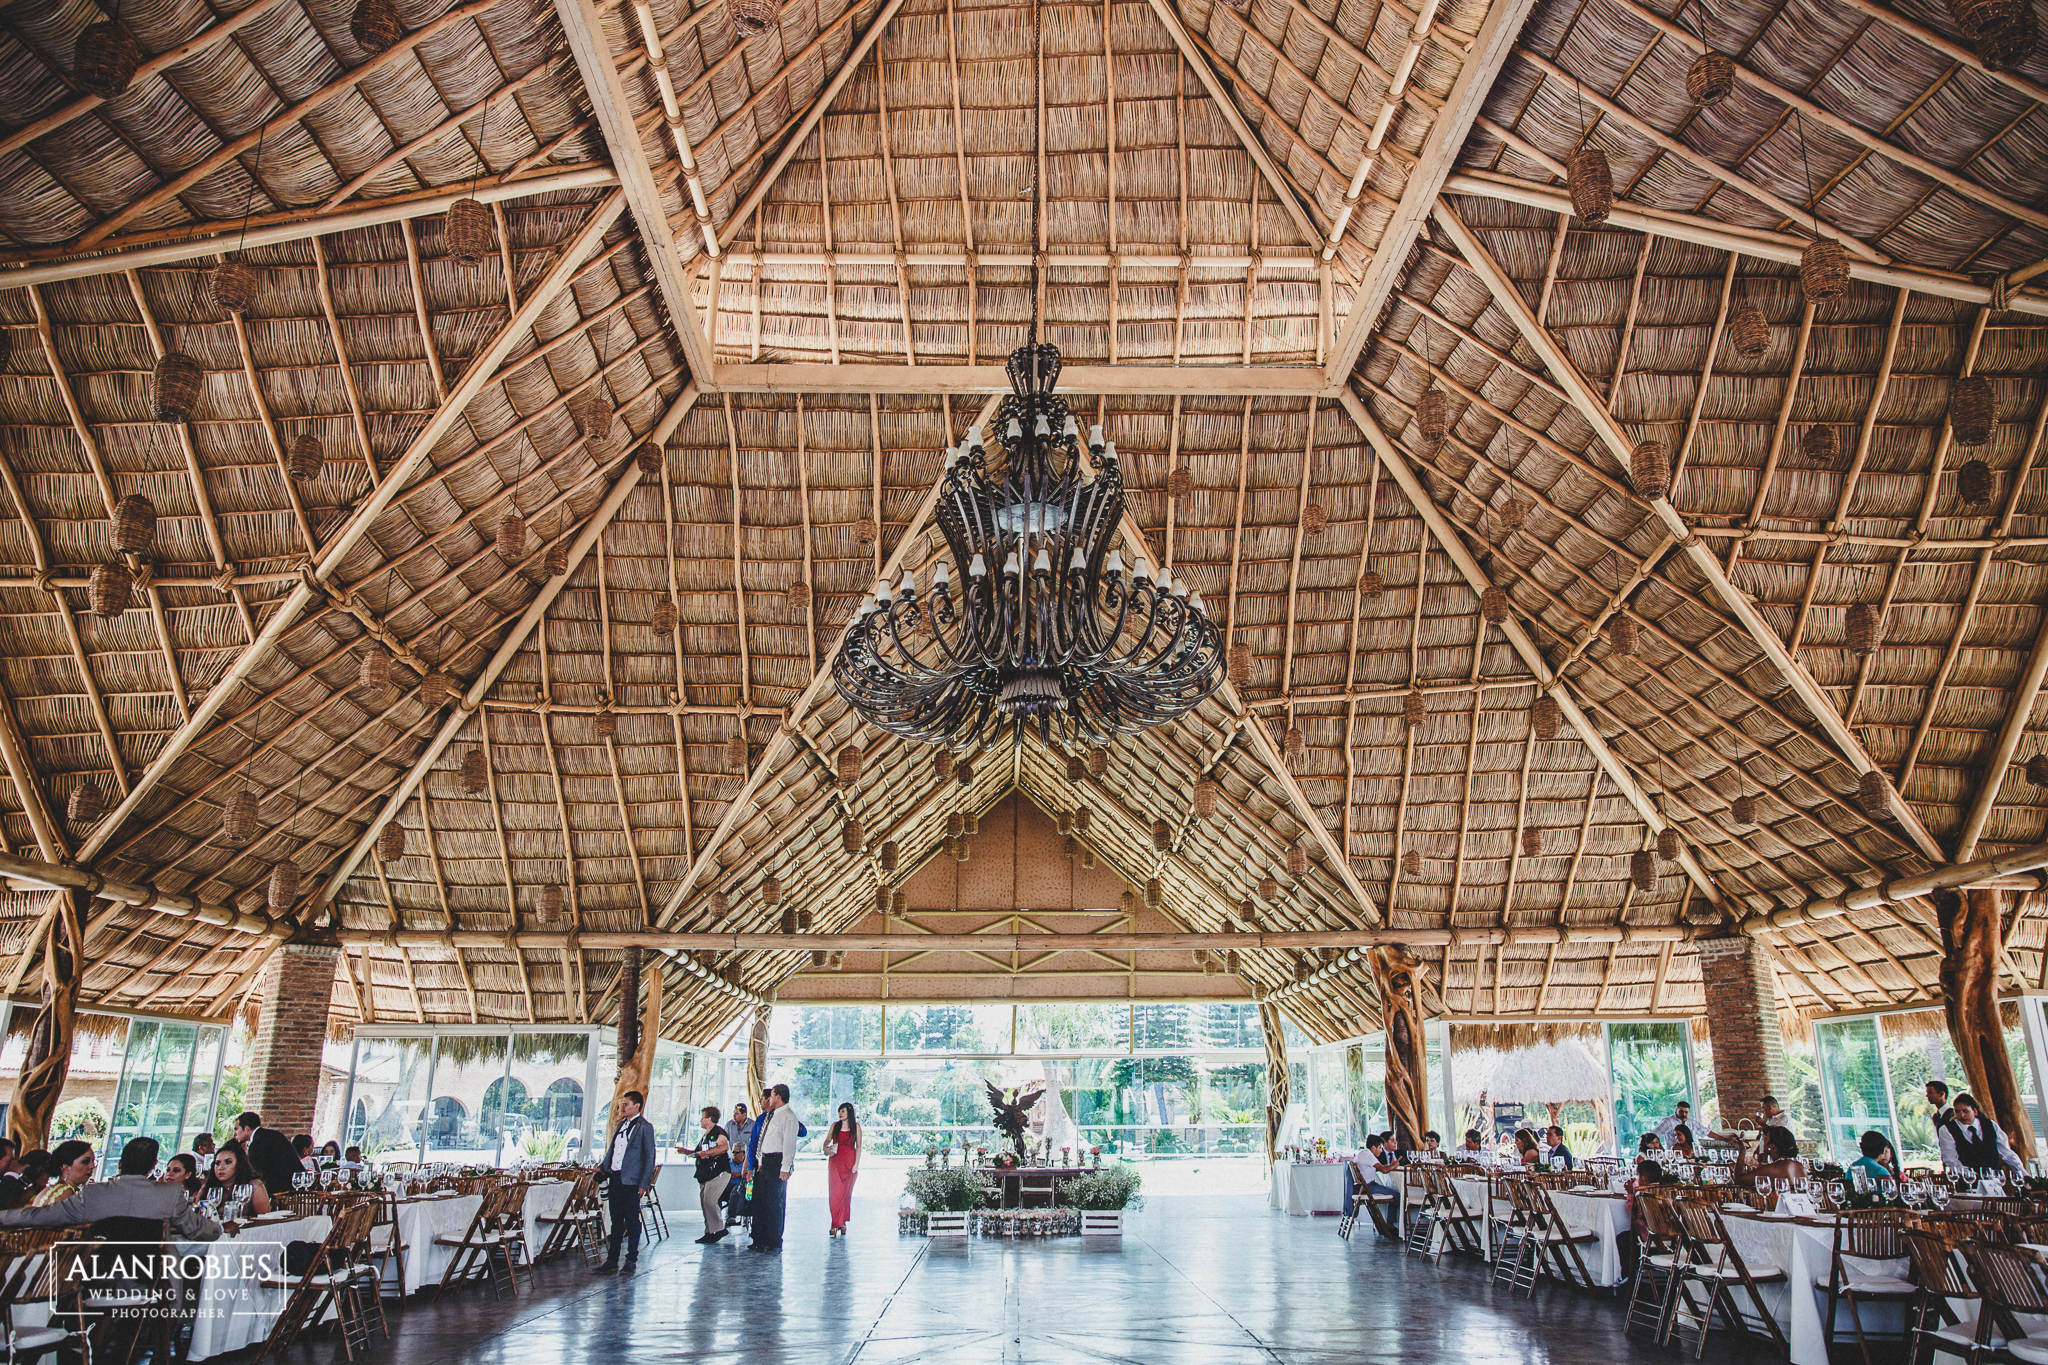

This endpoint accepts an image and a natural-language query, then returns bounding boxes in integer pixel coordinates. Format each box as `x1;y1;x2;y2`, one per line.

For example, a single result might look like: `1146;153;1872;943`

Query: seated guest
1635;1133;1665;1181
1736;1124;1807;1188
1669;1123;1695;1157
191;1132;216;1161
0;1139;22;1209
318;1140;341;1168
1850;1130;1898;1187
33;1141;95;1208
339;1146;366;1174
1543;1126;1575;1169
1512;1128;1541;1167
1459;1129;1488;1155
1419;1131;1442;1156
1356;1133;1399;1195
292;1134;317;1177
0;1138;219;1242
161;1152;204;1196
1937;1093;2027;1179
7;1151;52;1210
202;1143;272;1215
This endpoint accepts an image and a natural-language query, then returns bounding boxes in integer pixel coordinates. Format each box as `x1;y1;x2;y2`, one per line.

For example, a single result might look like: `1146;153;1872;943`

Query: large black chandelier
833;343;1225;752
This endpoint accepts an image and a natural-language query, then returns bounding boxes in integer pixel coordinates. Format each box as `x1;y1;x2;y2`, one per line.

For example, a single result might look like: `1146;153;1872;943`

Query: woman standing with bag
825;1103;861;1236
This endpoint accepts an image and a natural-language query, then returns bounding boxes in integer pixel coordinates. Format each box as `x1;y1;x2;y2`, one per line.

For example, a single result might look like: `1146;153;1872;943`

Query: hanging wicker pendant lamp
74;20;141;97
1088;747;1108;777
854;517;878;547
1802;425;1839;468
1416;387;1448;448
1167;464;1193;501
1608;614;1639;657
1950;376;1996;447
209;260;258;315
962;811;979;836
880;840;900;871
1404;690;1425;730
1847;603;1881;658
267;862;301;916
573;395;614;443
1858;769;1888;817
540;885;564;923
1152;819;1171;852
1401;848;1422;875
1065;753;1084;782
947;811;966;838
1657;828;1680;861
376;821;406;861
730;0;782;35
762;876;782;905
786;581;812;614
1257;875;1277;902
843;818;864;853
1224;950;1242;975
594;707;617;740
89;561;132;616
1974;3;2036;70
1227;644;1252;687
1729;306;1770;359
1193;777;1218;817
350;0;405;51
652;595;677;632
1950;0;2025;36
1287;843;1308;878
727;726;749;769
358;647;391;692
1531;695;1562;741
1358;569;1385;601
1567;146;1613;226
1958;459;1995;505
544;542;570;577
152;353;202;422
222;787;258;844
709;890;730;918
112;493;156;555
495;512;526;562
1731;793;1758;826
1481;586;1509;625
446;198;492;268
837;744;863;786
67;781;104;825
1522;827;1542;857
461;748;488;794
1302;502;1328;536
634;443;662;476
2026;754;2048;787
1283;725;1305;759
1495;498;1528;537
1686;50;1735;104
934;749;955;780
1630;849;1656;893
1800;239;1849;302
1631;440;1671;501
287;434;323;482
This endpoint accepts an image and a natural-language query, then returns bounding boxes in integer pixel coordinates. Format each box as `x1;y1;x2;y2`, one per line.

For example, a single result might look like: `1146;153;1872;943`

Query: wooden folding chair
255;1205;366;1364
0;1229;77;1364
367;1186;410;1299
1494;1177;1544;1297
1415;1167;1482;1262
496;1181;537;1295
434;1183;529;1301
1957;1241;2048;1364
1626;1189;1687;1342
1533;1185;1602;1290
640;1181;670;1241
1901;1224;1988;1365
1667;1197;1788;1358
536;1168;605;1266
1822;1209;1918;1365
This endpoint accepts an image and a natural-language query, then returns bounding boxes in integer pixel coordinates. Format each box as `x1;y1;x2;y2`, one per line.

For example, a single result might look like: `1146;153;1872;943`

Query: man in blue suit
596;1089;656;1273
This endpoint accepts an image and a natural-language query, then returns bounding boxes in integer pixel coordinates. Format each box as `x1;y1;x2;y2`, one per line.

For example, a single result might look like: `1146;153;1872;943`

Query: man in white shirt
1652;1101;1693;1148
1937;1093;2026;1179
750;1083;801;1253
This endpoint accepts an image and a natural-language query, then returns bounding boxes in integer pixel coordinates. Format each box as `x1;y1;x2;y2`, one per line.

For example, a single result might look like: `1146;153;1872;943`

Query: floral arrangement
904;1165;993;1213
1060;1162;1143;1211
977;1208;1079;1237
991;1151;1020;1170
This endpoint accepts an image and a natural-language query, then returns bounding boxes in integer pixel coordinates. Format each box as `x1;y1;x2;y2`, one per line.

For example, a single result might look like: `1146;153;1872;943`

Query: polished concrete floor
285;1188;1801;1365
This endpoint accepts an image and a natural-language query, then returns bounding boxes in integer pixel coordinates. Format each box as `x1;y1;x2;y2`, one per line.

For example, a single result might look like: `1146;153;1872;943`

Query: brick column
1695;937;1789;1124
245;944;340;1134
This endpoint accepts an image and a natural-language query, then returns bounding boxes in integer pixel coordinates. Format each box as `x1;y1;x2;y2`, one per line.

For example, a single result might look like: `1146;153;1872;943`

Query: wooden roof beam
712;363;1336;396
1429;200;1948;864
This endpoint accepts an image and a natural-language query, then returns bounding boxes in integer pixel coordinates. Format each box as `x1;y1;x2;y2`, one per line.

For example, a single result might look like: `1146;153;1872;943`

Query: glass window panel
108;1020;200;1159
648;1051;695;1151
511;1033;590;1162
182;1027;227;1153
1610;1022;1692;1156
425;1034;510;1163
1814;1017;1894;1165
1014;1005;1129;1053
349;1037;433;1161
885;1005;1011;1053
772;1007;883;1054
1188;1004;1262;1051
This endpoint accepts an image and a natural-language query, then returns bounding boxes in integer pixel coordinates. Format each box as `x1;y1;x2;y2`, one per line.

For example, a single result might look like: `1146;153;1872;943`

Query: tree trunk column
606;948;663;1147
1370;945;1430;1150
1260;1001;1289;1164
1696;937;1789;1133
1937;888;2037;1160
7;890;84;1151
246;943;341;1135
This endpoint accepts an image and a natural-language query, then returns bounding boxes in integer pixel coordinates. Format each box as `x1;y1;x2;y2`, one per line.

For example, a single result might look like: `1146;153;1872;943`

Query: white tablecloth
1550;1189;1633;1286
1270;1162;1349;1215
183;1214;333;1362
387;1181;574;1295
1719;1211;1908;1365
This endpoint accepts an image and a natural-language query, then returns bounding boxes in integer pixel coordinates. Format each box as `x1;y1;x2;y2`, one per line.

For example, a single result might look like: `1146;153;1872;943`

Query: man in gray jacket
0;1137;220;1242
595;1090;656;1273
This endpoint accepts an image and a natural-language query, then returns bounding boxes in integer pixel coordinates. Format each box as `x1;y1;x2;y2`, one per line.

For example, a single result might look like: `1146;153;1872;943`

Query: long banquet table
1717;1208;1911;1365
1446;1176;1633;1285
1270;1160;1351;1215
182;1212;334;1362
384;1180;576;1295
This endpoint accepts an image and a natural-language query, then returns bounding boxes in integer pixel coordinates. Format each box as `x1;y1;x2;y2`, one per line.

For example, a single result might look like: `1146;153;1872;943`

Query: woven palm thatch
1531;695;1562;741
1631;441;1670;501
1800;239;1849;301
1630;850;1655;892
350;0;405;51
1686;51;1735;104
152;354;202;423
286;434;322;482
266;862;301;916
1567;146;1612;225
88;561;131;616
222;787;258;844
1729;306;1770;358
446;199;493;268
376;822;406;862
112;494;156;555
1950;376;1997;447
67;782;104;824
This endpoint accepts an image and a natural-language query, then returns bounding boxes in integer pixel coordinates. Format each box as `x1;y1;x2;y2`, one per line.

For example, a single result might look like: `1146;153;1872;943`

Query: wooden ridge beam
335;924;1701;952
712;362;1335;396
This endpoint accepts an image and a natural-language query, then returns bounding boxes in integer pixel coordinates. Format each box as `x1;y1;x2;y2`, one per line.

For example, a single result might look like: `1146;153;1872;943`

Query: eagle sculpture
985;1081;1044;1162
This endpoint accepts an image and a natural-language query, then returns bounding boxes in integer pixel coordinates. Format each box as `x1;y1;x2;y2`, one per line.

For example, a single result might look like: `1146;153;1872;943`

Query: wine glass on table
1930;1182;1952;1211
1826;1179;1846;1211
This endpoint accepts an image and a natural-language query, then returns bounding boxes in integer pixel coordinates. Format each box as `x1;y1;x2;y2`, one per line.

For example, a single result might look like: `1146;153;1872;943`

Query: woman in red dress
826;1102;861;1235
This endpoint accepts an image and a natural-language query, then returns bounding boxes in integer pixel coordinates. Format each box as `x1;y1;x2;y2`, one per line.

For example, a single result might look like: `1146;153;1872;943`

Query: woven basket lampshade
1975;3;2036;69
727;729;749;769
415;669;454;707
1225;950;1242;975
797;909;814;932
376;821;406;862
1193;777;1219;817
709;890;730;918
445;198;492;268
1951;0;2026;34
67;781;103;825
1495;498;1528;537
1078;846;1095;870
730;0;782;35
152;353;202;423
1254;875;1277;902
1802;424;1839;468
461;748;488;794
594;707;617;741
1631;440;1671;501
963;811;979;836
891;889;908;914
1859;769;1888;817
1287;843;1308;878
1227;644;1251;687
1657;828;1681;861
934;748;955;779
1402;848;1422;875
1404;690;1425;729
88;561;131;616
1358;568;1385;601
1481;585;1509;625
1630;849;1656;893
1522;827;1542;857
222;787;258;844
1731;793;1758;826
1532;695;1562;741
880;840;900;871
854;517;878;547
1118;889;1138;916
1302;502;1328;536
652;595;677;632
1057;810;1073;834
350;0;405;51
495;512;526;562
1567;146;1613;226
573;396;614;443
112;493;156;555
1152;819;1171;852
1958;459;1995;505
786;580;812;614
208;260;258;315
1074;808;1091;833
266;862;301;916
1800;239;1850;302
842;818;864;853
809;950;827;969
1950;376;1997;447
956;758;974;787
358;647;391;692
762;877;782;905
1686;50;1735;104
1167;464;1193;500
2026;754;2048;786
634;443;662;476
1089;747;1108;777
543;542;570;577
1847;603;1882;658
1608;614;1639;658
1294;958;1311;983
1728;308;1770;361
1065;753;1084;782
1284;725;1305;758
287;433;323;482
947;811;966;838
539;885;564;923
837;744;863;786
1416;387;1448;448
74;20;142;97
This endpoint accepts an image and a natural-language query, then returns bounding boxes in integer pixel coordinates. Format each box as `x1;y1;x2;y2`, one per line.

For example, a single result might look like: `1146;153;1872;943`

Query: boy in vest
1937;1093;2026;1178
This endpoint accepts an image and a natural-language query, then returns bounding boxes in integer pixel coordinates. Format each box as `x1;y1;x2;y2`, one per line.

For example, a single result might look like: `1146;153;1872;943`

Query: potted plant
905;1166;993;1237
1063;1162;1143;1235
